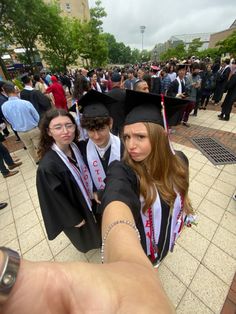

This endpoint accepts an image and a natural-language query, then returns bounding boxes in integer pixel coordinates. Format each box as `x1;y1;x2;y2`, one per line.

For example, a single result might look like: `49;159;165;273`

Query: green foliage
197;47;221;60
140;50;151;63
41;17;82;72
187;38;203;56
12;78;23;91
89;0;107;31
102;33;149;64
79;0;108;67
160;42;186;61
216;30;236;55
1;0;62;70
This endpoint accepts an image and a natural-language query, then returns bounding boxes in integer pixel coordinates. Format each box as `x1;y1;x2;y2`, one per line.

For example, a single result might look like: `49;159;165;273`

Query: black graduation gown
221;73;236;116
100;151;188;262
20;89;51;117
36;149;101;253
106;88;126;136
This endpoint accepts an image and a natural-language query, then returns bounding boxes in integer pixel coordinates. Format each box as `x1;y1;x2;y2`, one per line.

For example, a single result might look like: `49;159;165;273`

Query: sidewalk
0;107;236;313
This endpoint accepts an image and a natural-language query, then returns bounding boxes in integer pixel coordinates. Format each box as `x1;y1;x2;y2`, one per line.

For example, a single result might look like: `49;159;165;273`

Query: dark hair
2;82;16;94
73;75;90;100
127;68;134;74
0;80;7;92
192;62;200;70
38;109;79;159
21;76;31;84
224;58;230;65
33;74;40;82
81;116;111;130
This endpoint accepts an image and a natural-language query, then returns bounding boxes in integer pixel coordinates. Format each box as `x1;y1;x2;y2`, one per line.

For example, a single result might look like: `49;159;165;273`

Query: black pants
0;142;14;176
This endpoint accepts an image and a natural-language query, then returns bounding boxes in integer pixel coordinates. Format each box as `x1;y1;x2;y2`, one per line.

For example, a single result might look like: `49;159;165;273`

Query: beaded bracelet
101;220;141;263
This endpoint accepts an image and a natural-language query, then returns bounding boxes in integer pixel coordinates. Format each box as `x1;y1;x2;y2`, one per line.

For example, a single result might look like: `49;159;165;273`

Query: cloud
88;0;236;50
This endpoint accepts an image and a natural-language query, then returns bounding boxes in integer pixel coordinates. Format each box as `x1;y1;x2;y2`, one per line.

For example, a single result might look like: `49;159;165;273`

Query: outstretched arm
0;201;175;314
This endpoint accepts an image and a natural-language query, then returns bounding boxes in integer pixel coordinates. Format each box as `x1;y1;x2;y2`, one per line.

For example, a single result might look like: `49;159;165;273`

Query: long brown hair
123;122;193;214
38;109;79;159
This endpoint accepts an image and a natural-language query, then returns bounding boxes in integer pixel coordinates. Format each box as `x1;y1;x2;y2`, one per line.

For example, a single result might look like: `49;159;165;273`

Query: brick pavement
170;124;236;153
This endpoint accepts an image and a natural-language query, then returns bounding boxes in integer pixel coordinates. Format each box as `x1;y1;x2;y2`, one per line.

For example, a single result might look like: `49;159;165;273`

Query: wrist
0;247;21;306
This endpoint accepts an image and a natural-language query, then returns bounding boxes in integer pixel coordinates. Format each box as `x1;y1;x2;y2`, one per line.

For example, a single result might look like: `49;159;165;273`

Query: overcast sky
88;0;236;50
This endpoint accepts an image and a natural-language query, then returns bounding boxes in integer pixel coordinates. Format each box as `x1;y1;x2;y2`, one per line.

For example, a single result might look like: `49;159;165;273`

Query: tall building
44;0;90;20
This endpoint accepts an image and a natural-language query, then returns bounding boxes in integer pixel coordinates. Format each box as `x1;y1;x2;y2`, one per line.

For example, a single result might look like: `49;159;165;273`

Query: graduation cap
124;90;189;155
79;89;117;118
20;73;30;84
124;90;189;127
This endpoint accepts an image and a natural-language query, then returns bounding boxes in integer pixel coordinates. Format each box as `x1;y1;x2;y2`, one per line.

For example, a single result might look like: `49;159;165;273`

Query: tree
41;17;83;72
197;47;221;60
0;0;18;78
1;0;62;71
79;0;108;67
187;38;203;56
160;43;186;61
102;33;122;64
216;30;236;56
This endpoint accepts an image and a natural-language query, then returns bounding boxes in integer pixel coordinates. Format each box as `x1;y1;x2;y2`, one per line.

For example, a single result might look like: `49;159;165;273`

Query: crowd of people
0;55;235;312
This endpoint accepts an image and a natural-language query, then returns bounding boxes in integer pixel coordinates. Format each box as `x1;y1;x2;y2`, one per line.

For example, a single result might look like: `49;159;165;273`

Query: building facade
209;20;236;48
153;33;211;61
44;0;90;20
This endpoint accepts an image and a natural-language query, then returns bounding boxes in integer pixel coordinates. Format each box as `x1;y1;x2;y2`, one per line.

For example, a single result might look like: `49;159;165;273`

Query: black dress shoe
0;202;8;210
223;117;230;121
218;113;223;119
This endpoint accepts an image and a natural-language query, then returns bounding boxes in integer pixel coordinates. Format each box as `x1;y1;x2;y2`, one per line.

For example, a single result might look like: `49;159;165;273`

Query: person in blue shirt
2;82;40;163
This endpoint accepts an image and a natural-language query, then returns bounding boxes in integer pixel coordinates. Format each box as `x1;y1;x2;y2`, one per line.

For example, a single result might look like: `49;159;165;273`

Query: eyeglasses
49;123;76;132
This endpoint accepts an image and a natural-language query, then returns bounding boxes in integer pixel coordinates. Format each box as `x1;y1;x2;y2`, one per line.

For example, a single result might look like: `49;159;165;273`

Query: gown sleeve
100;160;141;222
100;160;147;252
36;159;85;240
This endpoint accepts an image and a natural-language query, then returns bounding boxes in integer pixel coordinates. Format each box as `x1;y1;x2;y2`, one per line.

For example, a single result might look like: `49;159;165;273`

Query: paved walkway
0;108;236;313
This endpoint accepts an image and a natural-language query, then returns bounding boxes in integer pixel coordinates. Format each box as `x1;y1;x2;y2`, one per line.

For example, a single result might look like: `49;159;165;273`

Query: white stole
91;82;102;93
87;133;121;190
52;142;93;211
177;76;184;94
140;189;182;257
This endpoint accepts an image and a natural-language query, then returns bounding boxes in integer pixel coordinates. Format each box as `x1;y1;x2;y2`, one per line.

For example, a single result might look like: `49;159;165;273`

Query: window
65;3;71;12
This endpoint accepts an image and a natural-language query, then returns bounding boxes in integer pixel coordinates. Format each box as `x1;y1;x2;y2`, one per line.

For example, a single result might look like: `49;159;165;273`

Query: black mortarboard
124;90;189;127
177;64;187;71
20;73;30;84
79;89;117;118
124;90;163;126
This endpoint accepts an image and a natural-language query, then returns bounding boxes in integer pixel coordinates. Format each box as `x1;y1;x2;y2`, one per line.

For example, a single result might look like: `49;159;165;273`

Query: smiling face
47;116;76;149
123;122;152;162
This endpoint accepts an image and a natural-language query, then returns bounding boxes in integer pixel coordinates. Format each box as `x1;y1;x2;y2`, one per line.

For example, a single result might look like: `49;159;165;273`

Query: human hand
0;254;174;314
74;219;86;227
93;192;101;204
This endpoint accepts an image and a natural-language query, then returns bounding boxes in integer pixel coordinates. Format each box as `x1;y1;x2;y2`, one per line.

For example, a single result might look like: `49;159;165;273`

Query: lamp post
140;26;146;51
